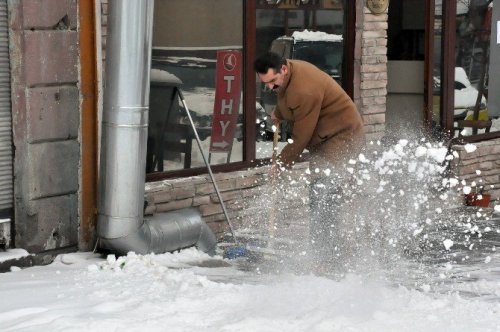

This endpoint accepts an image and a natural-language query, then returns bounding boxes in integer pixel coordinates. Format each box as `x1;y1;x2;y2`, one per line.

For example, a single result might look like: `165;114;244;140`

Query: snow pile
0;249;29;263
292;29;343;42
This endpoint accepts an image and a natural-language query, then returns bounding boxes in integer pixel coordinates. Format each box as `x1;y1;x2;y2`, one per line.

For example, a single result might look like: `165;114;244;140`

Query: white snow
464;144;477;153
453;67;487;116
2;137;500;330
491;118;500;132
291;29;343;42
443;239;454;250
1;248;500;331
150;68;182;84
0;249;29;263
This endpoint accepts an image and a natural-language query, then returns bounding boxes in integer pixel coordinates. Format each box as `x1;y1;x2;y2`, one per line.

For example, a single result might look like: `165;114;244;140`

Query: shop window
452;0;498;137
255;1;346;159
144;0;353;179
147;0;243;174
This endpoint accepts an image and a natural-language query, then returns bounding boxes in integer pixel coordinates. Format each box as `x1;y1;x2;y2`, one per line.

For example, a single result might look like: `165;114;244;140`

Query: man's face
258;65;287;93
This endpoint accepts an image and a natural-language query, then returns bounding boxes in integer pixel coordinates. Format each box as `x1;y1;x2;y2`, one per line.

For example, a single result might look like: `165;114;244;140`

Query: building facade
1;0;499;253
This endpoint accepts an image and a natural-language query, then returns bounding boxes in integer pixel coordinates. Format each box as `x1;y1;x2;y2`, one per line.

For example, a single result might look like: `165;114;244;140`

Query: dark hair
254;51;286;74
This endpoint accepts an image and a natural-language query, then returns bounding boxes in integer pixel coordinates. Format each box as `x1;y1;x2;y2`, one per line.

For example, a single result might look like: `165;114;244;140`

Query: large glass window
453;0;498;137
255;0;346;159
147;0;243;174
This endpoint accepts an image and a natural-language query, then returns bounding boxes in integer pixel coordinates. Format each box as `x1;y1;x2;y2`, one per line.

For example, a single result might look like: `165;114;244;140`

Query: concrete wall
9;0;80;252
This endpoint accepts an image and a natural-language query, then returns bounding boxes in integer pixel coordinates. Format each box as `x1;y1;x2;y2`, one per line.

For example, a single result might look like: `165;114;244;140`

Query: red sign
209;50;242;153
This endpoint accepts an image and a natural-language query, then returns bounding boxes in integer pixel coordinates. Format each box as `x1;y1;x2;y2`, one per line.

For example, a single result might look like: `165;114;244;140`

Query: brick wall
450;139;500;203
144;164;310;240
354;2;388;142
9;0;80;252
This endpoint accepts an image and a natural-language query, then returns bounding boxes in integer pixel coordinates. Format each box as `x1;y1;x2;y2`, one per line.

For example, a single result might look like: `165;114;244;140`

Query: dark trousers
309;176;345;264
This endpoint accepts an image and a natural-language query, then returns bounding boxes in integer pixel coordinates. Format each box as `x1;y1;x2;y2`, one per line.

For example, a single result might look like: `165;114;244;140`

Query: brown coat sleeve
277;90;321;168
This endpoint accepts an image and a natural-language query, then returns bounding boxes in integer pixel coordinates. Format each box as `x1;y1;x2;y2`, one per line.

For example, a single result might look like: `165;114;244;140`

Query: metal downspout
97;0;216;256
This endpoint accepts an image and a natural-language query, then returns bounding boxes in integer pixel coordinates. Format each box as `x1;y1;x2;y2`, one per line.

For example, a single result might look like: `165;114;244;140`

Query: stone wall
144;164;310;240
354;2;388;142
450;139;500;203
9;0;80;252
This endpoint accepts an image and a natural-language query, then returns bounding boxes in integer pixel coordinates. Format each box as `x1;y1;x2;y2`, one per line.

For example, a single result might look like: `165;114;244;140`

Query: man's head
254;52;288;92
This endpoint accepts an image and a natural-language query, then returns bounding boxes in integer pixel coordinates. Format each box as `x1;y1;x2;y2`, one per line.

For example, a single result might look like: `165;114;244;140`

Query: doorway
386;0;426;139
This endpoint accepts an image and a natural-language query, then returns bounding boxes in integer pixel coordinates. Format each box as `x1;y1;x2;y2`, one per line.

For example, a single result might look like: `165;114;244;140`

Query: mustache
263;84;280;92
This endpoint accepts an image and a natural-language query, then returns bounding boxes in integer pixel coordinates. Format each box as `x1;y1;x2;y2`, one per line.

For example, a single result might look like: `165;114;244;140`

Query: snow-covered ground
0;247;500;332
2;139;500;331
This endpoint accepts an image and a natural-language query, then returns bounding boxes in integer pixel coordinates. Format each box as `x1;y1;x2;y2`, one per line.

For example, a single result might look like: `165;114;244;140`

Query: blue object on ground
223;246;249;259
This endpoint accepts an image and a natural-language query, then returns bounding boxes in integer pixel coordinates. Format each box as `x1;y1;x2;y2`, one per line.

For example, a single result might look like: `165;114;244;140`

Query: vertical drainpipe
97;0;154;243
97;0;216;256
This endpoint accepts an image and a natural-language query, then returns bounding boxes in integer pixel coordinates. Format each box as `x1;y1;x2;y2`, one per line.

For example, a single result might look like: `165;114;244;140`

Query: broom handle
177;89;238;243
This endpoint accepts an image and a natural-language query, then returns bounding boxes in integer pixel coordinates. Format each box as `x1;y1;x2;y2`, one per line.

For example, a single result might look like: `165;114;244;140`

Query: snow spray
244;137;499;288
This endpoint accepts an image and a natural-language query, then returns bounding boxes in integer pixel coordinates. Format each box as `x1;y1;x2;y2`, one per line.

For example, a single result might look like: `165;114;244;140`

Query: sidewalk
0;246;77;273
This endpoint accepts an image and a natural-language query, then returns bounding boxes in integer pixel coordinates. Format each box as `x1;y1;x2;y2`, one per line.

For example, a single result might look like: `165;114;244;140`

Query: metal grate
0;0;12;213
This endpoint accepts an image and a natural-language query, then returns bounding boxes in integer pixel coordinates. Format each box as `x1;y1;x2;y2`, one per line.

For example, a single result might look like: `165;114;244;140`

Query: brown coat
275;60;365;170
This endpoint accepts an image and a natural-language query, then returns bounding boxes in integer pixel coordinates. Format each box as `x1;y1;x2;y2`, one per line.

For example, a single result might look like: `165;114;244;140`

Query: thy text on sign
210;50;242;153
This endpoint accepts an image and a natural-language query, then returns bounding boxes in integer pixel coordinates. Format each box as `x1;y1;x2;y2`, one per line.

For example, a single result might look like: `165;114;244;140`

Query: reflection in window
454;0;497;137
255;3;345;159
147;0;243;173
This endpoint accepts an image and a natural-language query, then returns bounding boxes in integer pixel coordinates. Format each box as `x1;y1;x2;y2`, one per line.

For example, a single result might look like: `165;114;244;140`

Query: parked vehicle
433;66;488;123
454;66;487;119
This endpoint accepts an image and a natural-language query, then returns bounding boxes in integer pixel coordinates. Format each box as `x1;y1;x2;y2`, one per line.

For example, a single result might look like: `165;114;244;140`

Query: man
254;51;365;270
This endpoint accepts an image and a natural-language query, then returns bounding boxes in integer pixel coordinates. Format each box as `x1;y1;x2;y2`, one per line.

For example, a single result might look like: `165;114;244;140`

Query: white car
454;67;487;118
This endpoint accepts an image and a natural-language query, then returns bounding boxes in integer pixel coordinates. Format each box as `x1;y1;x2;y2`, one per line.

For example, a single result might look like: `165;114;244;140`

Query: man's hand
270;110;280;127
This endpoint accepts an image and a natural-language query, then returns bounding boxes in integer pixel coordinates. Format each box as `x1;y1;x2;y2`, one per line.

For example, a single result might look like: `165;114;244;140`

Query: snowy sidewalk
1;247;500;331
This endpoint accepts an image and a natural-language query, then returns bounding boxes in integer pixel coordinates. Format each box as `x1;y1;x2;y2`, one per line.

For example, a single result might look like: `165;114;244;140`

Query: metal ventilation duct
97;0;216;256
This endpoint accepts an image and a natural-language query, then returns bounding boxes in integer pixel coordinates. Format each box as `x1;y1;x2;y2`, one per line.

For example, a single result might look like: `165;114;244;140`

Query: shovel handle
268;124;280;242
271;124;280;165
